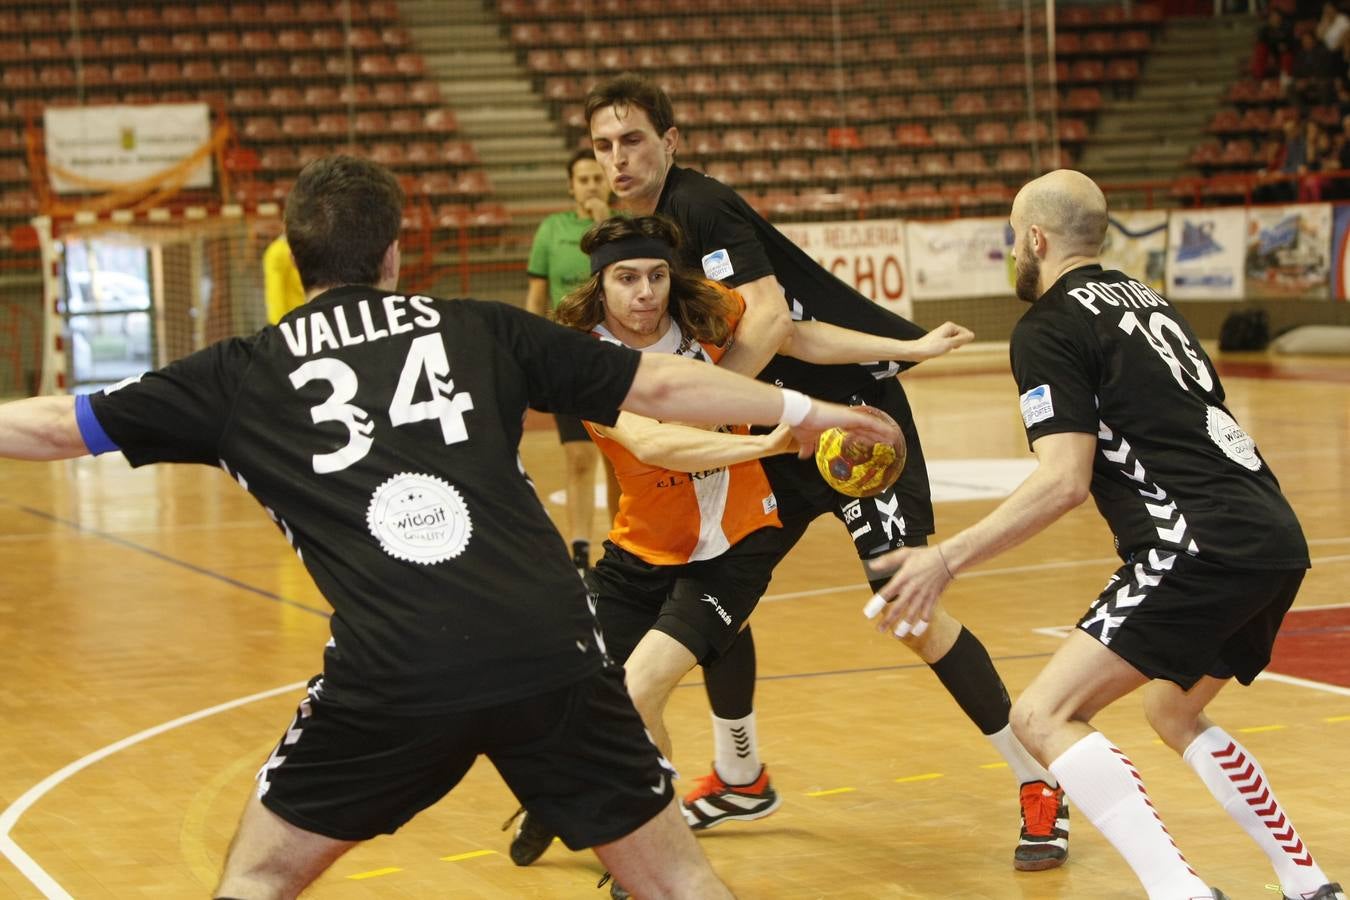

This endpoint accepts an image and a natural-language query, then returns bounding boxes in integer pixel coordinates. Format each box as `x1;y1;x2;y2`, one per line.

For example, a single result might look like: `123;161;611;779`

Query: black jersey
1011;265;1308;570
655;165;926;402
88;287;642;713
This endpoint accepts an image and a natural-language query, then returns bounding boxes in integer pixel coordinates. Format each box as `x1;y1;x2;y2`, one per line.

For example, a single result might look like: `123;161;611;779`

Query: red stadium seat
996;148;1032;172
812;156;848;182
313;113;349;136
896;123;935;148
794;127;827;152
910;94;943;116
875;96;909;119
771;98;809;125
931;122;966;145
441;141;477;164
722;129;756;154
952;151;985;173
951;93;989;115
974;121;1011;144
303;85;341;107
686;131;722;156
205;32;240;53
146;61;181;83
245;117;284;141
454;170;492;196
1059;119;1089;142
759;128;793;153
423;109;457;134
242;31;277;52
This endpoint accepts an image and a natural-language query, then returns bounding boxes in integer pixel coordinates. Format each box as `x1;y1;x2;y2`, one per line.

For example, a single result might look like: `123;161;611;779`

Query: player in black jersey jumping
567;73;1070;871
874;169;1342;900
0;155;901;900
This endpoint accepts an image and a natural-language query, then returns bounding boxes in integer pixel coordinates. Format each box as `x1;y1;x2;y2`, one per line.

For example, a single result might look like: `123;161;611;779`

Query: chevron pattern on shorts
1211;741;1315;867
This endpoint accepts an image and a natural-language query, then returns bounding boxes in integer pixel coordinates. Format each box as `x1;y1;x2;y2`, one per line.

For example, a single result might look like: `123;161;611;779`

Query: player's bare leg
1145;677;1343;900
593;798;734;899
215;794;357;900
624;629;698;759
1016;630;1216;899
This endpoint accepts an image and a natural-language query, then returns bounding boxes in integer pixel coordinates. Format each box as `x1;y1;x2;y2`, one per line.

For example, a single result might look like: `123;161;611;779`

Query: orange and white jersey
585;291;780;565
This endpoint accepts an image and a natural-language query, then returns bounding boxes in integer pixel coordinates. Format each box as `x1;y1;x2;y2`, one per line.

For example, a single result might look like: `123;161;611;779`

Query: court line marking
0;680;307;900
2;509;1346;895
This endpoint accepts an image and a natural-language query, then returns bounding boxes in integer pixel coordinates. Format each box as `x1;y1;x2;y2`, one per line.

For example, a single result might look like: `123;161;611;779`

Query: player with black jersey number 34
0;155;899;900
873;169;1343;900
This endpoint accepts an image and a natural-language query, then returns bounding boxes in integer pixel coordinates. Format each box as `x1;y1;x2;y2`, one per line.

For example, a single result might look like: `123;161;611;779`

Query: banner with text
1102;210;1168;292
44;103;213;193
905;217;1013;300
777;219;910;319
1165;207;1247;300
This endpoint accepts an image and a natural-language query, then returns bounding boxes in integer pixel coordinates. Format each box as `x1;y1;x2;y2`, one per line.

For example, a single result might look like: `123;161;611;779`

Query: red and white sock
1050;731;1212;900
1183;726;1328;899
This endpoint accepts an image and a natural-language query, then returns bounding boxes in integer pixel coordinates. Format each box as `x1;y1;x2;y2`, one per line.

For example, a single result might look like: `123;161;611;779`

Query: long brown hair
553;215;735;347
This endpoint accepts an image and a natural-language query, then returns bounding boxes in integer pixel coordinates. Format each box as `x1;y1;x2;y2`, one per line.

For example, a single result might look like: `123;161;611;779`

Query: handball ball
814;405;906;498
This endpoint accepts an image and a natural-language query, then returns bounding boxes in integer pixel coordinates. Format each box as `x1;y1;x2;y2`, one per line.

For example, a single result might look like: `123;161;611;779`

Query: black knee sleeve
701;626;756;719
928;627;1012;736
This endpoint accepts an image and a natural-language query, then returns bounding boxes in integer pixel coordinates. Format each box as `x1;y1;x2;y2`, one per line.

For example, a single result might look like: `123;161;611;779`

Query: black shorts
761;378;933;565
256;668;674;847
589;526;785;665
555;412;592;444
1078;549;1305;689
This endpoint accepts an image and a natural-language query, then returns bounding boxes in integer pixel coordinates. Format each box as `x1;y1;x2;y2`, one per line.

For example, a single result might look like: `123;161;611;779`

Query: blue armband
75;394;118;456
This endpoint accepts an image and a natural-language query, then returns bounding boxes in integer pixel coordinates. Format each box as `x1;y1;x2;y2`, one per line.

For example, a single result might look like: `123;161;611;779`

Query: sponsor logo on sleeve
1020;384;1055;427
701;248;734;281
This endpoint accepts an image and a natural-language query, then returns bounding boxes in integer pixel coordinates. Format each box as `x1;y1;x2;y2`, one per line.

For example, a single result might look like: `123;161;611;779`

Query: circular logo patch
366;473;472;565
1206;406;1262;472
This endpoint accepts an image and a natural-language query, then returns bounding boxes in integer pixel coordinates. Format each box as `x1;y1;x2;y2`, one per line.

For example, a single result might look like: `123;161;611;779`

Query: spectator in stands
1291;29;1339;103
262;233;305;324
1317;1;1350;50
1253;8;1295;79
1254;132;1294;202
1297;119;1332;198
525;149;618;576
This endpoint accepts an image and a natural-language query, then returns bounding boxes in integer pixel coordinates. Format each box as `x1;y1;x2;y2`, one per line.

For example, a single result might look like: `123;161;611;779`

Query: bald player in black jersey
874;169;1343;900
575;73;1068;870
0;155;899;900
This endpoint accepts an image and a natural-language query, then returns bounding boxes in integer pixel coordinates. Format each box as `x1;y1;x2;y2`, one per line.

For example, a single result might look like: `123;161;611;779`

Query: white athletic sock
986;724;1057;787
711;712;760;785
1183;726;1328;898
1050;732;1212;900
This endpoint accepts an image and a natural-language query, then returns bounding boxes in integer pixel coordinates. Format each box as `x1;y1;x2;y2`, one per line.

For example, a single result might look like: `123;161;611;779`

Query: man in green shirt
526;150;616;575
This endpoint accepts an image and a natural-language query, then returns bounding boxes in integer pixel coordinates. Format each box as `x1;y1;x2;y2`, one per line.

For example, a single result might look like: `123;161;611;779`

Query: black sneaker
1211;890;1230;900
502;807;555;867
1285;885;1347;900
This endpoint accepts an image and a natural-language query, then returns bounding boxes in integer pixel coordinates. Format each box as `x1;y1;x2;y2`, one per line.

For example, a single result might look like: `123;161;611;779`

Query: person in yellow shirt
263;233;306;324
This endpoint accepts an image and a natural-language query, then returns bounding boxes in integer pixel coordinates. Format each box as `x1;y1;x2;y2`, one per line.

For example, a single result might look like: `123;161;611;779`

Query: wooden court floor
0;349;1346;899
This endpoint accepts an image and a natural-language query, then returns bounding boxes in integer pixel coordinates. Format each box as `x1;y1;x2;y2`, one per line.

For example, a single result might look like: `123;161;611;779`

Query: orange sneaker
1015;780;1069;871
681;764;781;830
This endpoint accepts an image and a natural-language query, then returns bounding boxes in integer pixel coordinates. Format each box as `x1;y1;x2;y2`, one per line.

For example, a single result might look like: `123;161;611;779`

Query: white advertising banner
777;219;911;319
1101;209;1168;292
1165;207;1246;300
44;103;212;193
905;217;1013;300
1243;203;1332;299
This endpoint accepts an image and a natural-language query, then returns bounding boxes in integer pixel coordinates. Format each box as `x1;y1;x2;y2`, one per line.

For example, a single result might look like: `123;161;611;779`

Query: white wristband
778;389;812;427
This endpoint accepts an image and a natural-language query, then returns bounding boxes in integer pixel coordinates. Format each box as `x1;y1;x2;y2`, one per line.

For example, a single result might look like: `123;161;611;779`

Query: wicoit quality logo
366;472;472;564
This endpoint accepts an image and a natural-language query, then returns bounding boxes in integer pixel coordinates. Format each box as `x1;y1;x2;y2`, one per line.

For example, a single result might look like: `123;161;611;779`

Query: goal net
34;208;276;394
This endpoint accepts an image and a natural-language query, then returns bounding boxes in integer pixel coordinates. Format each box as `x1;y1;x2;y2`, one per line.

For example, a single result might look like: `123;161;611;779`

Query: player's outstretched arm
0;395;89;461
710;275;794;379
596;414;795;471
780;320;975;365
866;431;1095;637
621;353;898;456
